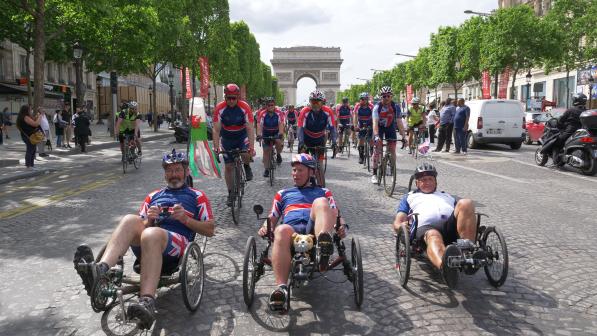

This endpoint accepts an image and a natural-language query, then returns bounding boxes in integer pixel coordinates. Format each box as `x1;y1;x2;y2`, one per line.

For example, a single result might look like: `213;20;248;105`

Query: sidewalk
0;120;173;184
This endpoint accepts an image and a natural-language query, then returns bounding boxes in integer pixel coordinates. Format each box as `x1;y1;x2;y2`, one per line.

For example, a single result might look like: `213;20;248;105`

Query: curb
50;132;173;157
0;168;56;185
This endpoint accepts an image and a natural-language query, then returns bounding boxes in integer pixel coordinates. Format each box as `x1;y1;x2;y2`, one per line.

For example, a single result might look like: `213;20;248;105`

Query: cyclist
406;97;427;154
371;86;406;184
297;90;337;184
335;97;353;150
115;101;142;161
73;149;215;329
285;104;298;148
353;92;373;164
258;153;347;312
213;84;256;206
392;163;476;288
257;97;285;177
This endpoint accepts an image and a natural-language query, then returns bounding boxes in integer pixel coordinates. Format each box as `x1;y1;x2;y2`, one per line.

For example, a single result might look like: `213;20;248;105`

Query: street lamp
525;71;532;111
168;71;175;129
464;9;492;17
394;53;416;58
73;42;83;110
96;76;103;124
356;77;370;81
588;74;594;109
148;85;153;126
370;69;384;73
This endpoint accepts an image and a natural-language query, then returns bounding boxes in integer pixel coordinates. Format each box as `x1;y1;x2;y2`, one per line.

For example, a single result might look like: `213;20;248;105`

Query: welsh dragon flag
188;97;221;178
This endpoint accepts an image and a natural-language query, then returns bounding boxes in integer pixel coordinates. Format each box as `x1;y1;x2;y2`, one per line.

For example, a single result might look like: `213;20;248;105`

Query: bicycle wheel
242;236;257;307
395;224;411;288
322;148;328;174
122;150;128;174
351;237;364;307
346;134;351;158
269;155;275;187
230;164;240;225
181;242;204;312
133;148;141;169
481;226;508;287
365;142;370;172
383;155;396;196
376;157;384;186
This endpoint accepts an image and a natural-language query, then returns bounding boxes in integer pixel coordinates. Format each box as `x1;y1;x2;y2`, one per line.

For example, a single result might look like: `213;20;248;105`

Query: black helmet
414;163;437;179
121;102;129;110
342;97;349;103
572;93;587;107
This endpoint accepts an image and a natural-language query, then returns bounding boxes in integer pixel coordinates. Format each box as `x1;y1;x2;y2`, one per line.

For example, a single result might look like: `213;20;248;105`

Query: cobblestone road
1;139;596;335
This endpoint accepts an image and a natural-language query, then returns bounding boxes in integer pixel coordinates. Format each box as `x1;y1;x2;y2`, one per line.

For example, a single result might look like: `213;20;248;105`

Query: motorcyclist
552;93;587;163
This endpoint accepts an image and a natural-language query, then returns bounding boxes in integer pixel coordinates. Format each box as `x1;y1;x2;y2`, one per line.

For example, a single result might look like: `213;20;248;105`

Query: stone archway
271;46;343;106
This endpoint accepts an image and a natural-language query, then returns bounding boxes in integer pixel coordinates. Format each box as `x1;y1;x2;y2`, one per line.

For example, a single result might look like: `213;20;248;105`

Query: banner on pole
188;97;221;179
482;70;491;99
240;84;247;101
185;68;192;99
199;57;209;98
406;85;413;105
498;67;510;99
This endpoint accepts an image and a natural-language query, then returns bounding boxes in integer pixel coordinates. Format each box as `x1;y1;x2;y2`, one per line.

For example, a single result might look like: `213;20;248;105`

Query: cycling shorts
262;137;280;148
414;212;458;244
378;126;397;141
287;218;314;235
408;121;424;131
118;130;138;144
221;135;249;164
131;230;189;273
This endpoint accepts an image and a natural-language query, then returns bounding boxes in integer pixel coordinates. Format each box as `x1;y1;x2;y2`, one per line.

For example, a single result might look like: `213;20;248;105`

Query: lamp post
525;71;532;111
96;76;103;124
73;42;84;111
394;53;416;58
168;71;175;128
148;85;153;126
464;9;492;17
588;74;594;109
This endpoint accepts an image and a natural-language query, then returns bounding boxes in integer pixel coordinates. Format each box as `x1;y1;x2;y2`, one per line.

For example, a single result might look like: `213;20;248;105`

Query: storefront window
553;76;576;108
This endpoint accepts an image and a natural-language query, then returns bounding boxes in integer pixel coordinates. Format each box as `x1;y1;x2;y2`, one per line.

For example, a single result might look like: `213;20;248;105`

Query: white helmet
309;90;325;101
379;86;393;95
411;97;420;104
128;101;138;109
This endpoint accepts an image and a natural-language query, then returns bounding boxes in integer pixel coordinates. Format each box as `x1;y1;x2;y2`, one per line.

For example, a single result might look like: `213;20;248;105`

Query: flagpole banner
482;70;491;99
188;97;221;178
406;85;413;105
185;68;192;99
498;67;510;99
240;84;247;101
199;57;210;98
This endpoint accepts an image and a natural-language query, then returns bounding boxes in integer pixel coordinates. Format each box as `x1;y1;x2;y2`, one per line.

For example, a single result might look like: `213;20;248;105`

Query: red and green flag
188;97;221;178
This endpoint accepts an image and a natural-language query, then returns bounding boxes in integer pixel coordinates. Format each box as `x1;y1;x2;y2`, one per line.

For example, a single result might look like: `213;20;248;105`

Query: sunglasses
360;98;368;100
267;104;275;107
226;96;238;101
310;99;322;103
382;95;392;99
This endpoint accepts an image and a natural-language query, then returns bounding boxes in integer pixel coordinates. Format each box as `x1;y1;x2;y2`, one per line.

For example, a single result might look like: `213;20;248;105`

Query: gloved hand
374;135;380;143
256;135;262;141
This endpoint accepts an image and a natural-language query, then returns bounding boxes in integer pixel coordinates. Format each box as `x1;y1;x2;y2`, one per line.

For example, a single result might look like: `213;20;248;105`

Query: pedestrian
0;108;5;145
426;102;439;144
53;109;66;147
453;98;470;155
36;108;51;157
147;112;153;127
434;98;455;152
2;107;11;139
16;105;41;169
157;114;163;129
74;110;91;152
71;108;80;146
63;107;73;148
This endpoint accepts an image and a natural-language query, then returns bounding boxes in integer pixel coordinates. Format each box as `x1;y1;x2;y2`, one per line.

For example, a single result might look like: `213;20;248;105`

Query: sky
229;0;497;103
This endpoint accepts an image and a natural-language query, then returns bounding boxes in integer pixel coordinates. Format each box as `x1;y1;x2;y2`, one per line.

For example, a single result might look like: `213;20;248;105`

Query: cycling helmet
288;104;294;108
264;96;275;103
572;93;587;106
224;83;241;96
414;163;437;179
411;97;420;104
309;90;325;101
162;148;189;168
290;153;316;169
379;86;393;95
128;101;138;109
121;102;129;110
359;92;369;100
342;97;349;103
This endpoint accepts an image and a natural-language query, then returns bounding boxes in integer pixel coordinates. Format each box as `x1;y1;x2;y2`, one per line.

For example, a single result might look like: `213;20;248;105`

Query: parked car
466;99;526;150
524;108;566;145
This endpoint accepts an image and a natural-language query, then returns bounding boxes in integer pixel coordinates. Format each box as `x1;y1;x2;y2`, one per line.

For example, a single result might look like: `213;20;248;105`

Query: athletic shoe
442;244;461;289
127;296;157;330
73;245;108;296
276;153;282;164
370;175;377;184
244;165;253;181
268;285;289;314
263;170;270;178
317;232;334;272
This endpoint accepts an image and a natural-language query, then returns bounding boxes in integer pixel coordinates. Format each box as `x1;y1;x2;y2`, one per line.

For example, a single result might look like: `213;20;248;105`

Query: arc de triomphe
271;46;343;106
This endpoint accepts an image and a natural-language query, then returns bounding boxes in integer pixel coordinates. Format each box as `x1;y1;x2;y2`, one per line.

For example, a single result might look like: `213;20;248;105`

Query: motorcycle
174;124;189;143
535;110;597;176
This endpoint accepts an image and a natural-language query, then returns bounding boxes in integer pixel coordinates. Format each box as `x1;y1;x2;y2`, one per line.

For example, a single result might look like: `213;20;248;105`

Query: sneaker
370;174;377;184
442;244;461;289
462;152;467;156
454;151;461;155
137;150;142;156
127;296;157;330
276;153;282;164
39;153;49;157
268;285;289;313
317;232;334;272
73;245;108;296
244;165;253;181
358;157;364;164
263;170;270;178
456;238;475;251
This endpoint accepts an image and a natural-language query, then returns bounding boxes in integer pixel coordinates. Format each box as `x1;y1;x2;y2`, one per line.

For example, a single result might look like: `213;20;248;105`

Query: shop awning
0;82;64;99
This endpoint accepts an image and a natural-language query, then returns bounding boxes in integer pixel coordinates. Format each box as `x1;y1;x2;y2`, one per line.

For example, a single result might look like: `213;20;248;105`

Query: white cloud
230;0;497;102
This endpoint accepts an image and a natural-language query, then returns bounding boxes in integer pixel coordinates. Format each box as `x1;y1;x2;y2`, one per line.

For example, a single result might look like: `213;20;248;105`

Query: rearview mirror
253;204;264;216
533;117;540;124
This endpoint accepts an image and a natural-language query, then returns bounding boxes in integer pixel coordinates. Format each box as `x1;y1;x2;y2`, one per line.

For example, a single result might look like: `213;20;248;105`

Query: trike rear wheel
481;226;508;287
181;242;204;312
395;224;411;288
242;236;258;307
351;237;364;307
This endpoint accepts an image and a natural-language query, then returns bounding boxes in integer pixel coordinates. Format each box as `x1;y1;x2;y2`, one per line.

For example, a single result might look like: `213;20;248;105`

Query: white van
466;99;526;150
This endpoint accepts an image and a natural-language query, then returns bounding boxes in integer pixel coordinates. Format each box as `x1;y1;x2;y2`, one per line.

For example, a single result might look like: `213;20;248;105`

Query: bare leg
274;140;283;156
138;227;168;297
224;163;234;191
454;199;476;241
311;197;338;236
424;229;446;269
263;146;272;169
240;152;251;165
100;214;144;266
272;224;294;286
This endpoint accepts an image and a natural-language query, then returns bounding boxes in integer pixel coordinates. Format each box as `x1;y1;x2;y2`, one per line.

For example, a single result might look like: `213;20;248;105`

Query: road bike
302;145;328;187
375;140;397;196
122;134;141;174
221;149;247;225
262;136;281;187
286;125;296;153
337;124;351;158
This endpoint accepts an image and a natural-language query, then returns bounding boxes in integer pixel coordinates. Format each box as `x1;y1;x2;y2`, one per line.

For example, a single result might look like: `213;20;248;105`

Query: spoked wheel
122;151;128;174
323;148;328;174
481;226;508;287
407;174;415;192
376;157;384;186
91;275;117;313
231;168;240;225
383;156;396;196
181;242;204;311
535;148;548;166
199;235;208;254
269;155;275;186
347;138;351;158
101;301;139;336
365;144;371;172
351;237;364;307
133;149;141;169
242;236;257;307
395;224;411;288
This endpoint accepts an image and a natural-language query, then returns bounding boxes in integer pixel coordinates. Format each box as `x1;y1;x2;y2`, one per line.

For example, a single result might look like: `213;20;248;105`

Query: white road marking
507;158;597;184
438;160;530;184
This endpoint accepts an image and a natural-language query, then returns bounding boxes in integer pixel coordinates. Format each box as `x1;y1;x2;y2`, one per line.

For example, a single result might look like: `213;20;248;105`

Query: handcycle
301;145;328;187
374;140;398;196
122;134;141;174
218;148;247;225
261;135;282;187
242;205;364;313
395;212;508;289
337;124;352;158
84;207;206;332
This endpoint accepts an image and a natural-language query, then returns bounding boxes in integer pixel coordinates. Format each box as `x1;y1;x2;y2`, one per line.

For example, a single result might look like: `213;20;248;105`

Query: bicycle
220;149;247;225
338;124;351;158
302;145;328;187
122;134;141;174
409;126;427;160
262;136;280;187
375;140;398;196
286;125;296;153
358;126;373;172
